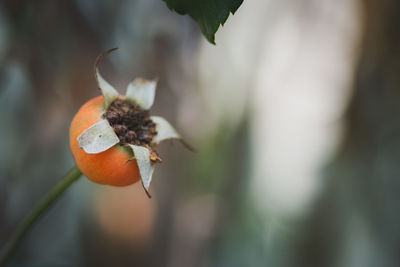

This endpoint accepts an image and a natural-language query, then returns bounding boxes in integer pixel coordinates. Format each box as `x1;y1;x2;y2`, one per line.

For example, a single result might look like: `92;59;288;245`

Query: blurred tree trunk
297;0;400;267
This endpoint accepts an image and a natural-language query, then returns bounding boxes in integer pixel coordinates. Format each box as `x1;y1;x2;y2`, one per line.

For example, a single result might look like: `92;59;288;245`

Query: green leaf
163;0;244;44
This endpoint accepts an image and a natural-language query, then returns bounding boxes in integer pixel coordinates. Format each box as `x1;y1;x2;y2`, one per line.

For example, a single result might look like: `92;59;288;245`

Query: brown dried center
104;99;157;147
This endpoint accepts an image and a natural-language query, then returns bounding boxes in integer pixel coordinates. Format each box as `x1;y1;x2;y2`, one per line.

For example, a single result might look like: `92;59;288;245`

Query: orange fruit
69;95;141;186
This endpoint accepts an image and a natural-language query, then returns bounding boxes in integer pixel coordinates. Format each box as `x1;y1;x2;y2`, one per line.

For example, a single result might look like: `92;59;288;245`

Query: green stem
0;166;82;265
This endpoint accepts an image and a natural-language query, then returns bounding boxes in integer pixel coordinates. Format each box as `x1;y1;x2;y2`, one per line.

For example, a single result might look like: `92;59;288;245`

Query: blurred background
0;0;399;266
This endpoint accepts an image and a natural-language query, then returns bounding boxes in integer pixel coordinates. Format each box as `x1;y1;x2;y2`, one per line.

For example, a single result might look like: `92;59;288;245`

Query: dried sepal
150;116;181;144
94;48;119;109
125;78;157;110
128;144;155;197
77;120;120;154
151;116;196;152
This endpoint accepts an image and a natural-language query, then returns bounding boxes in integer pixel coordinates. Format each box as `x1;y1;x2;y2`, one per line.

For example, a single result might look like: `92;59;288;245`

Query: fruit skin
70;96;141;186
